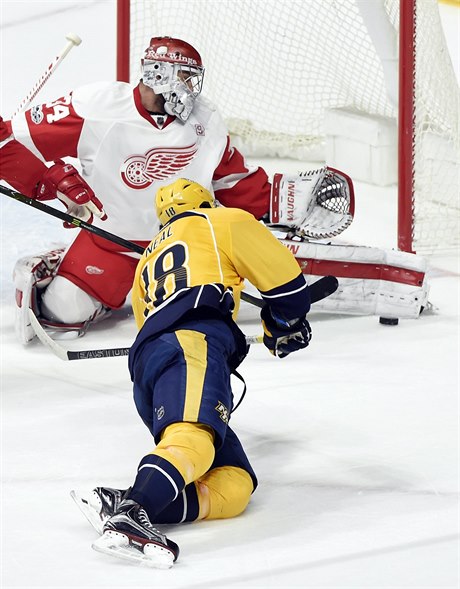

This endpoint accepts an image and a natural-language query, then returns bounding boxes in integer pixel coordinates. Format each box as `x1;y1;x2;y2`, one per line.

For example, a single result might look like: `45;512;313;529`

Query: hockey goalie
0;36;429;345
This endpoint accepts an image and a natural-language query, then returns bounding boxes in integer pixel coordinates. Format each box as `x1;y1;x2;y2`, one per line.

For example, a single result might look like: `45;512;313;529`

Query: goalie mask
142;37;204;123
155;178;215;225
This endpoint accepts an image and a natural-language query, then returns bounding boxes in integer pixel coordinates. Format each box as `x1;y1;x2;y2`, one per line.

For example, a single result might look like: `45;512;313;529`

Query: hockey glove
35;160;107;227
269;167;354;240
261;306;312;358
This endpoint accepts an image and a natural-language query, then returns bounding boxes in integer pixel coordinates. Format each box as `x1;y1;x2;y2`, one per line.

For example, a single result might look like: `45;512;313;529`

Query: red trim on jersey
133;85;175;129
293;258;425;287
0;139;47;196
25;94;83;160
213;137;270;219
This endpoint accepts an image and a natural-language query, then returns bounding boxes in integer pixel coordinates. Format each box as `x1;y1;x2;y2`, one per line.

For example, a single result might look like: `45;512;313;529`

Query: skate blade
92;530;175;569
70;490;105;535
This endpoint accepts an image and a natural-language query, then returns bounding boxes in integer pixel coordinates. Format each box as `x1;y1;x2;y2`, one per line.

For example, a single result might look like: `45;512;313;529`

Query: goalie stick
27;276;338;362
11;33;82;117
28;309;263;361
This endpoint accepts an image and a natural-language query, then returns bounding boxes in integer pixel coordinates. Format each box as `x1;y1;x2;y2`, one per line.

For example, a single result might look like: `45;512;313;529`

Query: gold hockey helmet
155;178;215;225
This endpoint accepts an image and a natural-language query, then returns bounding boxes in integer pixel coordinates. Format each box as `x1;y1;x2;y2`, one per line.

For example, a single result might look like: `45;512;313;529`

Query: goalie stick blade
309;275;339;304
29;309;133;361
28;308;69;360
92;530;176;569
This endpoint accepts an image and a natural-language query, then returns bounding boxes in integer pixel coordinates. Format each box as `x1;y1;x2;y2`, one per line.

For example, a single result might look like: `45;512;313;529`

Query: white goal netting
125;0;459;254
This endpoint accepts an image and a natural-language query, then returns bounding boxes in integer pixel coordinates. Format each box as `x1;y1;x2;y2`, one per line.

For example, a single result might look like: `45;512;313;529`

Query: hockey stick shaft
11;33;82;117
0;184;262;307
0;184;145;253
70;335;263;360
28;309;262;361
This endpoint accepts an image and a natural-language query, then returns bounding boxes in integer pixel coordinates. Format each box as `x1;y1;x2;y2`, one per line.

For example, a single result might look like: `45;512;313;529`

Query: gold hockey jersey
132;206;310;334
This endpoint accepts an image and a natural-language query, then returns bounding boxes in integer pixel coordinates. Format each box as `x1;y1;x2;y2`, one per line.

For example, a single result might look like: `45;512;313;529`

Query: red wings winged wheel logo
121;144;198;189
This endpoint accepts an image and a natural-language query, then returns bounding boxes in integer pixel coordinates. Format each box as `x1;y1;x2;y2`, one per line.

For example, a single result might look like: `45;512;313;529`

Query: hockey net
118;0;459;255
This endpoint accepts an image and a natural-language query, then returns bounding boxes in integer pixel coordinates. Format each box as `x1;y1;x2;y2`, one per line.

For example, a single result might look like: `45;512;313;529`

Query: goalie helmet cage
116;0;459;255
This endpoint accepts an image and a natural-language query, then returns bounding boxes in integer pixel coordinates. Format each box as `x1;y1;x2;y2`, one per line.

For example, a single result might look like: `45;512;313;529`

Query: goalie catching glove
261;306;312;358
35;159;107;227
269;166;354;240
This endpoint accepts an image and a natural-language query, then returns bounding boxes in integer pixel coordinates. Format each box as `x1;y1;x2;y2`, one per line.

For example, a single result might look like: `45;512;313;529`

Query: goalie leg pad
41;275;105;324
13;249;111;343
281;240;430;319
13;248;65;344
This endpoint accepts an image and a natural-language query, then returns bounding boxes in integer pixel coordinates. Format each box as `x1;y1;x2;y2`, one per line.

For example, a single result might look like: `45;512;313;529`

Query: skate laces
137;506;165;539
138;507;154;530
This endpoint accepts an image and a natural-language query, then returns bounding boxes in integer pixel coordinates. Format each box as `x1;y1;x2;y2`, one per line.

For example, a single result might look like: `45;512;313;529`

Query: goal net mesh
126;0;459;254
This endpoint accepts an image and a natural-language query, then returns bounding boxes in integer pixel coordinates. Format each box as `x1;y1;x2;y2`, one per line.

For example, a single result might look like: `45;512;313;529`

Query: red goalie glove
35;160;107;227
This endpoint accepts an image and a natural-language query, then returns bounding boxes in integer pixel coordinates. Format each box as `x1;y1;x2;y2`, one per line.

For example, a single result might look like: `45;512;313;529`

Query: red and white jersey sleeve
0;116;48;196
10;81;270;242
212;137;270;220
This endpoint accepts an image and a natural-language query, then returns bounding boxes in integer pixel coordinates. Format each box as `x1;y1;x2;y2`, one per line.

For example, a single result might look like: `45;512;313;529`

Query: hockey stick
28;309;263;361
27;277;338;362
11;33;82;117
3;184;337;360
0;184;263;308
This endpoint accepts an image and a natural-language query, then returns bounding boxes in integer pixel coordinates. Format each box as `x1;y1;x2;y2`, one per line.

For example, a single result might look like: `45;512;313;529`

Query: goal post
116;0;459;255
117;0;130;83
398;0;417;254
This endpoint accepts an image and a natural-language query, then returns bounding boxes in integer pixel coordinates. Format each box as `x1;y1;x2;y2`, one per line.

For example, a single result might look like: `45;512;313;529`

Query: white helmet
142;37;204;123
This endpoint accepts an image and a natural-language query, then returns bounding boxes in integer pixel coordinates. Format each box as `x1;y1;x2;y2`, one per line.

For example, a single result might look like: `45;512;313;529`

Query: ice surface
1;2;459;587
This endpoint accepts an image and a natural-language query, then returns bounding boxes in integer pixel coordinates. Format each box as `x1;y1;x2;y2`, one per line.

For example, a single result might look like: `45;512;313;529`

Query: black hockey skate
70;487;129;534
92;499;179;569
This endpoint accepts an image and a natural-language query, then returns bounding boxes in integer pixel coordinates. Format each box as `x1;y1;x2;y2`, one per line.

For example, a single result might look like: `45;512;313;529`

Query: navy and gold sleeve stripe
259;273;310;320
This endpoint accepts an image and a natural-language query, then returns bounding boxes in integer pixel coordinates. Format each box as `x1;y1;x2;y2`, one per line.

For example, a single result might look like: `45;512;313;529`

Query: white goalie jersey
10;81;269;242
